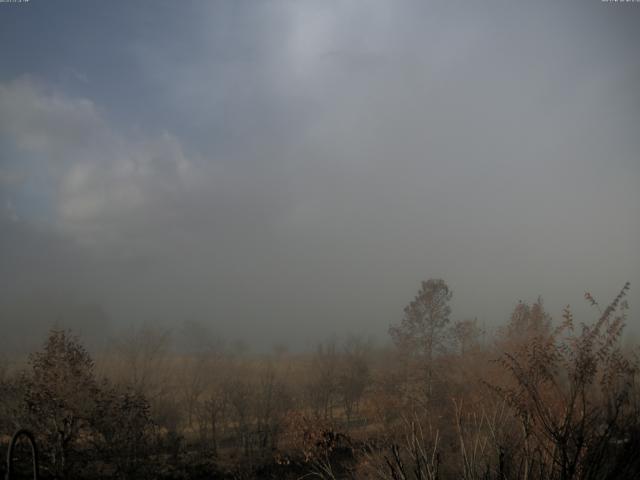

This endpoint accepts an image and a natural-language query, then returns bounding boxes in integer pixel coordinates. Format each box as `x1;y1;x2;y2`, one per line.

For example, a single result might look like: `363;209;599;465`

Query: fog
1;0;638;352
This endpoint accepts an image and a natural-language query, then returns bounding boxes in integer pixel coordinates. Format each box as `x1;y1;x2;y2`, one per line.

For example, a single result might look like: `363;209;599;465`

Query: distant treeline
1;280;638;479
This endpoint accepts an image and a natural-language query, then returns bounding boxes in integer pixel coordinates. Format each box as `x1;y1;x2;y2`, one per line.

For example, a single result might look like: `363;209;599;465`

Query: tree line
0;279;638;479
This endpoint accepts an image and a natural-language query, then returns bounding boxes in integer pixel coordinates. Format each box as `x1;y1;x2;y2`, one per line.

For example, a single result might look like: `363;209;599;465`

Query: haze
1;0;638;352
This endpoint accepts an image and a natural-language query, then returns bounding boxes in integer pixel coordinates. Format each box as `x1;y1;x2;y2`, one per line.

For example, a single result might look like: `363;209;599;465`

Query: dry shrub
491;282;639;480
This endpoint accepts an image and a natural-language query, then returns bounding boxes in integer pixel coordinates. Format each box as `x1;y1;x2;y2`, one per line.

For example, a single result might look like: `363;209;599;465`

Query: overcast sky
1;0;639;350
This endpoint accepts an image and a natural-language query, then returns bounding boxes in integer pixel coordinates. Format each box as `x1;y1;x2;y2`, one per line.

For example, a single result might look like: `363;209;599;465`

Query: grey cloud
0;1;638;349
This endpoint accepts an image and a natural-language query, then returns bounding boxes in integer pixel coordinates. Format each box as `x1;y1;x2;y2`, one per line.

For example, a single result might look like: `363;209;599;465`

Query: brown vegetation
1;280;638;479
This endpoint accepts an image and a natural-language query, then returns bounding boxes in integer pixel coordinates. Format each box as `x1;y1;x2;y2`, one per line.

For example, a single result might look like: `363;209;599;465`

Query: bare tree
111;325;173;400
195;383;228;458
451;318;484;356
225;376;254;456
255;364;292;453
307;340;340;420
339;336;371;426
178;353;210;429
389;279;452;404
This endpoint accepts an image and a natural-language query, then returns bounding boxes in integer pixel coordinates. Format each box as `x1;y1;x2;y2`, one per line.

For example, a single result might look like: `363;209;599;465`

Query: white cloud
0;77;294;258
0;78;199;248
0;77;105;157
59;132;194;222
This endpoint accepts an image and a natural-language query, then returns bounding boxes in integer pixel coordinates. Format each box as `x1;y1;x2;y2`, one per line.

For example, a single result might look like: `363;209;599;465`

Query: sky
0;0;639;351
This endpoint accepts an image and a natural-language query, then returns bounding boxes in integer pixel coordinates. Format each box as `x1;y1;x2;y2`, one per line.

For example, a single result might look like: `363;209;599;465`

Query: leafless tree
307;340;340;420
111;325;173;400
389;279;452;405
451;319;484;356
339;336;371;426
225;376;254;456
178;353;210;429
195;383;228;458
254;364;292;453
